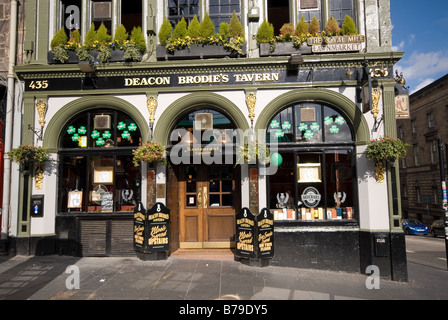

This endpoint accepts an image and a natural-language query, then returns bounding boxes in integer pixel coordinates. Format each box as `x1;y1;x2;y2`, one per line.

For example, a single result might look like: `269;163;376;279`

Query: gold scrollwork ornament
147;96;157;125
246;93;256;125
371;88;381;119
35;99;48;128
374;161;385;183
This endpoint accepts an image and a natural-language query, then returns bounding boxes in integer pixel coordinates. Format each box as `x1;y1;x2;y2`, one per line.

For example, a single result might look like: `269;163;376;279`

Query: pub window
209;0;241;32
121;1;143;30
59;0;83;36
91;0;112;32
267;0;290;35
329;0;357;27
267;103;356;221
298;0;321;25
168;0;200;27
59;109;142;213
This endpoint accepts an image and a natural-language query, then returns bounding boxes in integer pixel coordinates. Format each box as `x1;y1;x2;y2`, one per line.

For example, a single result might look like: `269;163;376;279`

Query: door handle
198;187;202;208
203;186;207;209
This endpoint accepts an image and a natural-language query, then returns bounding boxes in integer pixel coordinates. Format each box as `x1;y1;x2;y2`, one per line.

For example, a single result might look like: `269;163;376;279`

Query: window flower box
259;42;311;57
156;43;246;61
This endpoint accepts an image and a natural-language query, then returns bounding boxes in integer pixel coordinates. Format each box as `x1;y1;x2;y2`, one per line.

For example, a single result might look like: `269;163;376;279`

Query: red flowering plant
132;141;167;167
7;145;49;165
365;136;410;163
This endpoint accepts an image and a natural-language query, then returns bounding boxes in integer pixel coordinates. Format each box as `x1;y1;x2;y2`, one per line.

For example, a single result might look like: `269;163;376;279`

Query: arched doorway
167;108;241;250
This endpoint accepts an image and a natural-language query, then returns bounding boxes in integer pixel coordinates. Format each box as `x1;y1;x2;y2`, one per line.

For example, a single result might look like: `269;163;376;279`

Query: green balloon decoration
271;153;283;166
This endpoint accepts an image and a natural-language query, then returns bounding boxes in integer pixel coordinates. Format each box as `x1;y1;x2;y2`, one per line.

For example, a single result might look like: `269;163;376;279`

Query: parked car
402;219;428;235
430;220;446;238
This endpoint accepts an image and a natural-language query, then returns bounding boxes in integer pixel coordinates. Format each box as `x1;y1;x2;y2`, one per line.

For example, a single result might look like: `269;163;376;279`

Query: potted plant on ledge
365;136;409;182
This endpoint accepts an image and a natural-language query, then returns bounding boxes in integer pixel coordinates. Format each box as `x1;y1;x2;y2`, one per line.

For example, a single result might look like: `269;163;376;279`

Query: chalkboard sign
257;208;274;259
147;202;170;252
133;202;146;252
235;208;256;259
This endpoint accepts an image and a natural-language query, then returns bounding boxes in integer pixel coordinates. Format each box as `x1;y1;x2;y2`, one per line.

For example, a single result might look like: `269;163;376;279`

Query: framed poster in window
298;163;321;183
94;167;114;184
68;191;83;208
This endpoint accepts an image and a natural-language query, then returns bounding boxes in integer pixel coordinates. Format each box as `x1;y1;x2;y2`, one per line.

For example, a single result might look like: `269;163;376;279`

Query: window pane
295;104;322;143
323;107;353;142
60;156;87;212
268;107;294;143
209;0;241;32
325;151;355;219
60;0;82;34
88;156;114;212
115;155;140;212
269;153;296;220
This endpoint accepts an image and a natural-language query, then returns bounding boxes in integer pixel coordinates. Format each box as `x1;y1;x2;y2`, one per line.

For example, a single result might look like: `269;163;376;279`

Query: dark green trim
43;95;150;152
154;92;250;145
254;87;370;145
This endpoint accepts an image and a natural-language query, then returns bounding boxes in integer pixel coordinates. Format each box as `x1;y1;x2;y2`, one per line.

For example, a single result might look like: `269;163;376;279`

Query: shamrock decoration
71;133;80;142
270;120;280;129
282;121;291;130
299;123;308;132
102;131;112;139
118;122;127;130
128;123;138;132
304;130;314;139
324;116;334;126
121;131;131;139
275;129;285;138
78;126;87;135
335;116;345;125
329;125;340;134
67;126;76;134
91;130;100;139
96;138;105;146
310;122;320;131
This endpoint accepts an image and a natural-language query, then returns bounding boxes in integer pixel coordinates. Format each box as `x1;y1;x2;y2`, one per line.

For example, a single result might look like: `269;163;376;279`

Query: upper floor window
168;0;200;27
298;0;321;25
269;0;357;36
427;112;434;128
91;0;112;32
330;0;357;27
209;0;241;32
59;0;83;36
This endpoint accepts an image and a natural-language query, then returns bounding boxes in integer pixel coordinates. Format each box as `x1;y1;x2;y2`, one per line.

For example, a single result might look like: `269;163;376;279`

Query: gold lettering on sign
124;77;171;87
148;225;169;245
237;231;254;252
134;225;145;245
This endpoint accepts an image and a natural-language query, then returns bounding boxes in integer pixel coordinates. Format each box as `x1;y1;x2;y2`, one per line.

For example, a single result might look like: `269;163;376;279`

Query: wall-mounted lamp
78;60;96;73
288;53;304;66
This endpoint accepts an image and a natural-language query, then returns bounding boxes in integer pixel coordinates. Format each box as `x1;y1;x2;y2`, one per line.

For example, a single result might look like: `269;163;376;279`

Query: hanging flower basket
236;140;270;165
7;145;49;166
7;145;50;189
132;141;167;167
365;136;409;182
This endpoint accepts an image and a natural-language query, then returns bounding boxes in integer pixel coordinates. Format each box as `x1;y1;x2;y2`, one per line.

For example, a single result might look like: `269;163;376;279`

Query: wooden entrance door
179;165;237;248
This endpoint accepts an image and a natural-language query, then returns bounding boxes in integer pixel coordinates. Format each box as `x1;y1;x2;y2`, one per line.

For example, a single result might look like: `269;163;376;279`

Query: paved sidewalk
0;253;446;301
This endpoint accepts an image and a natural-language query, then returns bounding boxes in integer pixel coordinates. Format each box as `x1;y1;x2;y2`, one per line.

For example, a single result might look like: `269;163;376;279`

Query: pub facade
4;0;407;281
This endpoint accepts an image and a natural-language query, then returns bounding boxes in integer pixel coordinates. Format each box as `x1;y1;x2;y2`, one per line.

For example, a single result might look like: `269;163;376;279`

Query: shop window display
267;103;356;221
59;109;141;213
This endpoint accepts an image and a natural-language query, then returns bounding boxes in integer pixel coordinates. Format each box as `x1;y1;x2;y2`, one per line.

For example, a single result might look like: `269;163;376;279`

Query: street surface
405;234;448;271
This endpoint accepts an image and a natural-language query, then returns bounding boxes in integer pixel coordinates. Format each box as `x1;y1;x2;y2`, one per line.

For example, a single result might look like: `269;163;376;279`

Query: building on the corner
398;74;448;228
3;0;408;281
